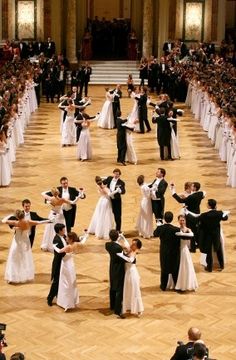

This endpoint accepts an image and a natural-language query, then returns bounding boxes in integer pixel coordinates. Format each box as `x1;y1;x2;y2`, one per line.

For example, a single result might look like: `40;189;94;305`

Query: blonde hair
15;209;25;220
51;187;59;196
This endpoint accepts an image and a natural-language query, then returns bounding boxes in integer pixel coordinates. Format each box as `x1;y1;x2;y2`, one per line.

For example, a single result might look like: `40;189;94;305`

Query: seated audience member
170;327;202;360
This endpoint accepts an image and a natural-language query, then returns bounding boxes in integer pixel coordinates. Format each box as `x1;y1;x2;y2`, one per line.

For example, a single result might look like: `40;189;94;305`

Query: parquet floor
0;85;236;360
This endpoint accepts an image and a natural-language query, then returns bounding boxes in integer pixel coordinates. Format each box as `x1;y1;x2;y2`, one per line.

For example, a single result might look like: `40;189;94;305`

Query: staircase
89;60;140;85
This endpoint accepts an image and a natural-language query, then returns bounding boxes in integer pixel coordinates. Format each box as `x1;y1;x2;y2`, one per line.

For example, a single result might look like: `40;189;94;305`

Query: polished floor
0;85;236;360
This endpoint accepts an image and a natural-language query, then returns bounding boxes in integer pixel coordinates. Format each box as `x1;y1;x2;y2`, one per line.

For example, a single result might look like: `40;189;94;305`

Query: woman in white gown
1;210;50;283
175;215;198;291
55;232;81;311
41;188;77;252
127;88;140;132
88;176;118;239
136;175;153;238
117;237;144;316
59;99;77;146
76;118;92;161
167;110;180;159
97;88;114;129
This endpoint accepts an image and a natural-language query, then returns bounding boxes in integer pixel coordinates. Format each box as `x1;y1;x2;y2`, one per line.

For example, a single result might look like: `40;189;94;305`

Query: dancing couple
105;229;144;318
88;168;125;239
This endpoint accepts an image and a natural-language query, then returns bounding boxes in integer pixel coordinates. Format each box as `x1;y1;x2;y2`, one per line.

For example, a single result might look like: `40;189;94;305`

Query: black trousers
109;287;123;315
206;245;224;271
111;198;122;231
47;271;60;302
152;199;164;221
161;270;178;290
159;144;171;160
139;116;151;133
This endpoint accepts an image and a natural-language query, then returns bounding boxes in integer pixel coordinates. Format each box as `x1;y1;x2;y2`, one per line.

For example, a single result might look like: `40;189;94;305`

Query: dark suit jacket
198;210;228;253
80;66;92;83
152;114;171;146
153;223;180;274
103;176;126;200
105;241;125;290
172;191;205;214
149;178;168;212
51;234;66;281
170;341;195;360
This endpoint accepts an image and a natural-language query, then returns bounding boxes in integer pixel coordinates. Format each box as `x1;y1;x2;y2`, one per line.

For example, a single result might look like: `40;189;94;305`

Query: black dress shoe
47;298;53;306
204;267;212;272
117;314;126;319
121;162;126;166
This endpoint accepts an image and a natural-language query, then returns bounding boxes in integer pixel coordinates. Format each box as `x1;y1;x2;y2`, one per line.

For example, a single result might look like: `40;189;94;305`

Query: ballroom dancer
75;111;98;161
47;223;67;306
97;88;114;129
105;230;132;318
1;210;50;284
175;215;198;291
59;99;77;146
170;181;205;252
116;110;127;165
136;86;151;133
149;168;168;223
153;211;180;291
55;176;86;233
41;188;76;252
128;87;140;132
8;198;47;248
103;168;126;232
167;109;180;159
88;176;117;239
136;175;153;238
111;84;122;128
124;121;137;165
152;107;172;160
187;199;229;272
54;232;81;311
118;237;144;317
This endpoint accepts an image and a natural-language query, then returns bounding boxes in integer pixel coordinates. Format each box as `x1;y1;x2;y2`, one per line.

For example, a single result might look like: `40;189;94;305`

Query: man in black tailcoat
8;199;47;248
105;229;126;317
149;167;168;223
152;107;172;160
110;84;122;128
79;62;92;97
116;110;127;165
47;223;66;306
103;169;125;232
153;211;180;290
136;86;151;133
171;182;205;252
197;199;228;272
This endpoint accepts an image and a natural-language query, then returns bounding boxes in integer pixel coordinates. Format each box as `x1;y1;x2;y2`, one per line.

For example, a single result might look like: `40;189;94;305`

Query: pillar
217;0;226;43
158;0;170;58
142;0;153;58
66;0;77;63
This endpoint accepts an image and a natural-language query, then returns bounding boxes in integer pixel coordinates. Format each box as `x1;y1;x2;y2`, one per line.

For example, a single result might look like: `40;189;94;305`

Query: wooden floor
0;86;236;360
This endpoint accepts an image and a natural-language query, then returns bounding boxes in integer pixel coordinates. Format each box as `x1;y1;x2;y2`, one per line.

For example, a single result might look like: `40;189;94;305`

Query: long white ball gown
5;228;34;283
56;252;79;311
61;108;76;145
122;257;144;315
127;92;140;132
41;205;66;252
97;92;114;129
175;238;198;291
88;186;113;239
77;125;92;161
136;184;153;238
